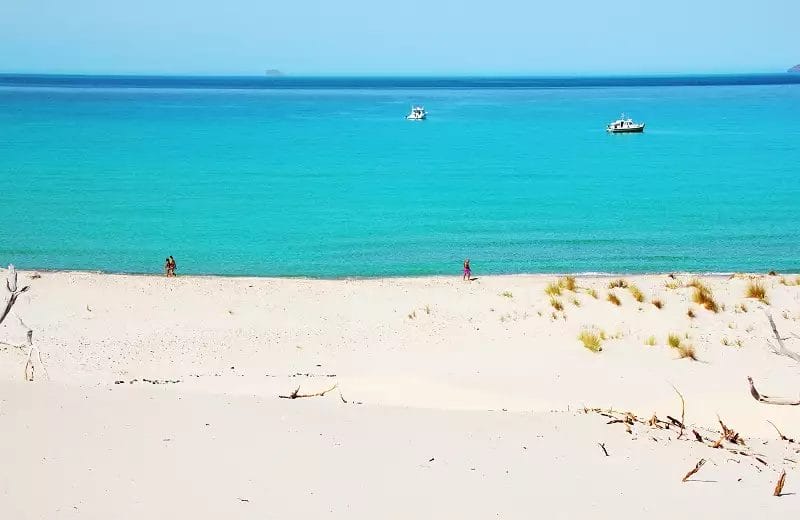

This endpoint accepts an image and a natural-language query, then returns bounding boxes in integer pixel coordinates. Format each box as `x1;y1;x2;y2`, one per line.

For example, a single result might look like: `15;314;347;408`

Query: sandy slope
1;270;798;517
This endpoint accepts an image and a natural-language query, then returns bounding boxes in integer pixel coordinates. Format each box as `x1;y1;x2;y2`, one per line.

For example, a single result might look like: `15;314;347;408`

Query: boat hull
607;124;644;133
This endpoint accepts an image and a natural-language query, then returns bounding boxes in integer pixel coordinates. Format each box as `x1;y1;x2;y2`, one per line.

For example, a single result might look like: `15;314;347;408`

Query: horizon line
0;69;795;79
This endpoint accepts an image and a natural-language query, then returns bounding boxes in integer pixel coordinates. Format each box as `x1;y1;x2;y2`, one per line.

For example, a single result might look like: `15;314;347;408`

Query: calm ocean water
1;74;799;277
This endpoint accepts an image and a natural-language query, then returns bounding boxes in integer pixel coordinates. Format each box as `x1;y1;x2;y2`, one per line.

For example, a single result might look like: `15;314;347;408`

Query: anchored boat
406;106;427;120
606;114;645;133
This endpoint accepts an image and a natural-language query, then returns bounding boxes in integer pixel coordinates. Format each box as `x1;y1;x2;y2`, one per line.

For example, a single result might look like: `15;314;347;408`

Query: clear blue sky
1;0;797;75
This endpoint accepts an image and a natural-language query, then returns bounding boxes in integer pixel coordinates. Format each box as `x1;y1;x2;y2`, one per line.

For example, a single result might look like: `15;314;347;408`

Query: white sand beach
1;269;798;518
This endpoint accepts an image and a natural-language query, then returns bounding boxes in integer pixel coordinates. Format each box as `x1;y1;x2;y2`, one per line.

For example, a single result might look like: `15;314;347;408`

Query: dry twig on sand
718;415;745;445
598;443;609;456
279;384;338;399
748;377;800;406
670;385;686;438
766;420;796;443
773;470;786;497
682;459;706;482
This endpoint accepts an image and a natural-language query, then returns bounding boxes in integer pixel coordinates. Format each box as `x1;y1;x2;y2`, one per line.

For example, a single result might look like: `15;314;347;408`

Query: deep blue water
1;74;799;276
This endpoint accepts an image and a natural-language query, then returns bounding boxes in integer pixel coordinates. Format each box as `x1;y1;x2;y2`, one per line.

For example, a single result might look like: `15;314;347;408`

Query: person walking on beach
463;258;472;281
164;256;177;277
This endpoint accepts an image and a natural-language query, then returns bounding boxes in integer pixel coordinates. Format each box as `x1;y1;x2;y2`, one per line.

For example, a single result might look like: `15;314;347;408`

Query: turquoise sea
1;74;799;277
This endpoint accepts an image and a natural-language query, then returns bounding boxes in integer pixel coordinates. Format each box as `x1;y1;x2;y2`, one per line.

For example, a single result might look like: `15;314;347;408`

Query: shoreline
9;265;795;282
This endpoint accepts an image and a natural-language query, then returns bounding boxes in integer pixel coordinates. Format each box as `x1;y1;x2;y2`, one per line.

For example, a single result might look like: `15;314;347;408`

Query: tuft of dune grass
561;276;577;292
667;333;681;349
628;284;645;303
651;298;664;309
587;288;598;299
501;291;513;298
608;279;628;289
676;343;698;361
691;285;719;313
686;278;709;292
550;297;564;311
779;276;800;286
545;282;562;297
645;335;657;346
571;297;581;307
607;292;621;306
578;330;602;352
745;281;769;304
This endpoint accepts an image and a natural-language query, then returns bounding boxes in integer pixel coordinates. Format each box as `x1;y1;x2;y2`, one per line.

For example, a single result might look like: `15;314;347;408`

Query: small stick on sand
718;415;745;445
598;443;609;456
670;384;686;439
766;420;795;443
279;384;338;399
773;469;786;497
682;458;706;482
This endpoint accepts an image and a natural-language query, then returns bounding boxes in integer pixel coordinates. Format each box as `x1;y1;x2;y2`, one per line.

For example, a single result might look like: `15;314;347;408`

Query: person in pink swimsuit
463;258;472;281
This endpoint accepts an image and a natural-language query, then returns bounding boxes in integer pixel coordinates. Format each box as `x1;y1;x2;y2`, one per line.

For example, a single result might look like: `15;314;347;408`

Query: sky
0;0;797;75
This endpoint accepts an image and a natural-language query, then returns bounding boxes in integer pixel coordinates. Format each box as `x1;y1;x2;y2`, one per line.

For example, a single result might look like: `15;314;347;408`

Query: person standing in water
463;258;471;281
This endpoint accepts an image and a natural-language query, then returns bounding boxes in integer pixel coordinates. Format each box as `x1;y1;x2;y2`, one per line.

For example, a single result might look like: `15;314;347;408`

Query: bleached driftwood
1;265;48;381
764;311;800;363
279;384;337;399
748;377;800;406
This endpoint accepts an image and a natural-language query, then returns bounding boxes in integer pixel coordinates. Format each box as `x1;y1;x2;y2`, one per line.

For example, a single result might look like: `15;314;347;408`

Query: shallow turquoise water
1;76;799;276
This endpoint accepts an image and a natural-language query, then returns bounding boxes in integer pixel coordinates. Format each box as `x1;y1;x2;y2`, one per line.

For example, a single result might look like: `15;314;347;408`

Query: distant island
789;64;800;73
265;69;284;77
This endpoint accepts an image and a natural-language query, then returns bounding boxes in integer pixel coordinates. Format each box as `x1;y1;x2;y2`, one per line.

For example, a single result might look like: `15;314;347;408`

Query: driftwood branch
2;266;47;381
764;311;800;363
748;377;800;406
279;384;338;399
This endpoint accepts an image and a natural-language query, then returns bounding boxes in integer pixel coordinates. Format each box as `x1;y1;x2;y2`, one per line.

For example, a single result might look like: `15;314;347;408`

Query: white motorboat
406;106;427;120
606;114;645;133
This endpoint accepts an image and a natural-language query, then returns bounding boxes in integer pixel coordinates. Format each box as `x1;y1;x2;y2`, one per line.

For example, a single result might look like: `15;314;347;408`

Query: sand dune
1;270;798;517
